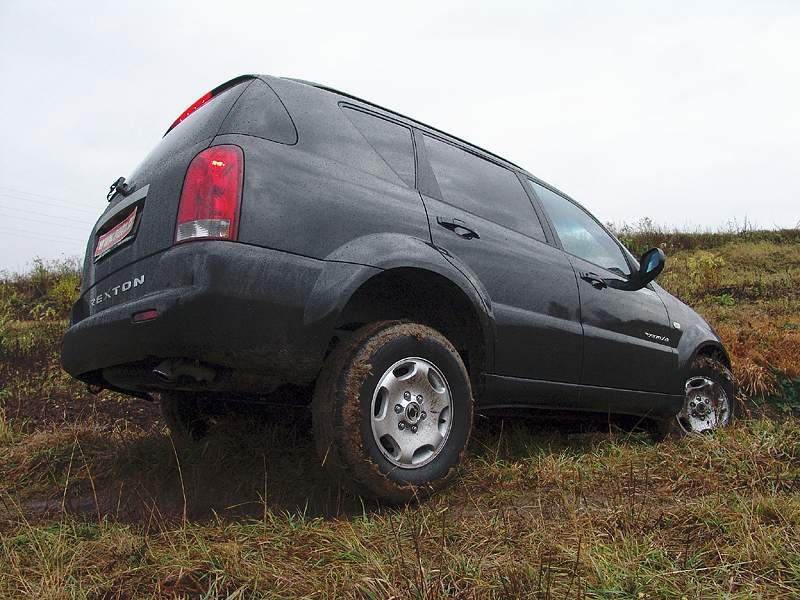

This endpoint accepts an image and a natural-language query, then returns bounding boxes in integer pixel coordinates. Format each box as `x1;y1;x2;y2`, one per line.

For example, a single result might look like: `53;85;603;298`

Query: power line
0;227;86;245
0;186;102;212
0;211;95;232
0;222;86;240
0;185;105;207
0;195;99;217
0;192;100;216
0;204;96;226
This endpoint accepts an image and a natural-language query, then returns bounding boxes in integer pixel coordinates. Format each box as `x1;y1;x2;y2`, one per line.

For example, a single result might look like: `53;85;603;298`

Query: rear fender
303;233;495;368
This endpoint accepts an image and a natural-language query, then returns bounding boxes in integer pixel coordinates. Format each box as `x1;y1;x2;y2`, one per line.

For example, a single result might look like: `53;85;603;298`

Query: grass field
1;229;799;598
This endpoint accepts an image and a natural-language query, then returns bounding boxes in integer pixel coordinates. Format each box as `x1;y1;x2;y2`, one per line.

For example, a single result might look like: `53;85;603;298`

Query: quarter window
531;181;631;276
423;135;545;241
342;107;415;187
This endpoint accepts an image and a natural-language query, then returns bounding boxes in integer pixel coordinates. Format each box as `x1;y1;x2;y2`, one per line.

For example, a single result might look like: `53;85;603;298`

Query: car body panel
63;242;375;388
655;283;730;393
567;254;677;393
301;232;496;376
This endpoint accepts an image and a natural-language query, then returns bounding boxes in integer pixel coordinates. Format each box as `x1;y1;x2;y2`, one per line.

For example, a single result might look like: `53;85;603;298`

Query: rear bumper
61;242;374;392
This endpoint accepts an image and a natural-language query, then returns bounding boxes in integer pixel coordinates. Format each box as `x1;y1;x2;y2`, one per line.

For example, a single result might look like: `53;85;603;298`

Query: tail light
175;145;244;243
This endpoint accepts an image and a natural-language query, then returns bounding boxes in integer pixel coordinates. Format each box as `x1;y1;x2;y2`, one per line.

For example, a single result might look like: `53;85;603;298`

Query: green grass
1;232;799;598
1;420;799;597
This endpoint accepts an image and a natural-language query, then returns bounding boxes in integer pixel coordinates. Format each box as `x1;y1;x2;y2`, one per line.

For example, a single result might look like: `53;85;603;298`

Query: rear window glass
218;79;297;145
423;135;545;241
342;107;415;187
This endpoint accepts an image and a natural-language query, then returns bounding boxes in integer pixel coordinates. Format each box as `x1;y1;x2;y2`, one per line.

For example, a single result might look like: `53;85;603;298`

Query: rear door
415;132;583;395
529;181;677;396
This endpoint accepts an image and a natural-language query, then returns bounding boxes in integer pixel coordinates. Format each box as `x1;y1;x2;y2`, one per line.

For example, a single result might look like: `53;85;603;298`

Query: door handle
580;271;607;289
436;216;480;240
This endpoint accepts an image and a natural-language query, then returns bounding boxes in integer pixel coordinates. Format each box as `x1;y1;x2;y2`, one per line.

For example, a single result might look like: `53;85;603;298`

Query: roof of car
272;76;605;242
281;77;524;172
275;76;583;210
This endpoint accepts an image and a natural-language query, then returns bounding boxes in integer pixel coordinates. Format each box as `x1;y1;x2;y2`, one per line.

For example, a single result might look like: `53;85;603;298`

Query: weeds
0;408;13;444
0;236;799;597
1;421;799;597
609;218;800;257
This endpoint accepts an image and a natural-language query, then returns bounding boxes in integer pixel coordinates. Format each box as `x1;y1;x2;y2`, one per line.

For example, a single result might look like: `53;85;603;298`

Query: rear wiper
107;176;132;202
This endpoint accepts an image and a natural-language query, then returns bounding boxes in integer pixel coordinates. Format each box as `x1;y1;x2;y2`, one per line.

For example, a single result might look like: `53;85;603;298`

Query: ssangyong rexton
62;75;736;502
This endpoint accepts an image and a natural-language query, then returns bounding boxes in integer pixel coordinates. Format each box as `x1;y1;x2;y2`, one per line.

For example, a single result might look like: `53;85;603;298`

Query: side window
342;107;415;187
423;135;546;241
531;181;631;276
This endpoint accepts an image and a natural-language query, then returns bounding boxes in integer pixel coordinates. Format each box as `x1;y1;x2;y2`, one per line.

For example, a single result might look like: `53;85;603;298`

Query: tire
160;392;211;440
312;321;473;503
650;356;738;441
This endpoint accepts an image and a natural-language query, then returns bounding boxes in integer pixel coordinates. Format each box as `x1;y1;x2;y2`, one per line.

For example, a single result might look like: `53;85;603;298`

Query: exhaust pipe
153;359;216;384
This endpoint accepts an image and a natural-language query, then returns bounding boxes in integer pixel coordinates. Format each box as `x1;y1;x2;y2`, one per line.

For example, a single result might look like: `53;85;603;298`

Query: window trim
412;128;443;200
515;171;557;246
525;178;637;278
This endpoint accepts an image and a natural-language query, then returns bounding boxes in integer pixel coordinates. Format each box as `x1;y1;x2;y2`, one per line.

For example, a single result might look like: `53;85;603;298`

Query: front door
568;254;677;392
529;181;677;399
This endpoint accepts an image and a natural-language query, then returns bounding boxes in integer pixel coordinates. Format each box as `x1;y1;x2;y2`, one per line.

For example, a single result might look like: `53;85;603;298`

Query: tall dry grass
1;232;799;597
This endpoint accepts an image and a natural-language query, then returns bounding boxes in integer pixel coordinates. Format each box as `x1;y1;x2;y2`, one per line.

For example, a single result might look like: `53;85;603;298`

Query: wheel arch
303;234;495;391
665;318;733;395
691;341;732;370
676;338;733;396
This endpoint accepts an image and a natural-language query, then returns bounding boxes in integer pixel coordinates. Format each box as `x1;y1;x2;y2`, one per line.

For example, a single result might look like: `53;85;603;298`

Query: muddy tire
160;392;210;440
650;356;738;441
312;321;473;503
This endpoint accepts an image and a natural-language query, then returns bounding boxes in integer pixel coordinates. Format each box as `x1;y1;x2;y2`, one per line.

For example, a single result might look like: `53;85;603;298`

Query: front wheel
312;321;473;503
651;356;738;440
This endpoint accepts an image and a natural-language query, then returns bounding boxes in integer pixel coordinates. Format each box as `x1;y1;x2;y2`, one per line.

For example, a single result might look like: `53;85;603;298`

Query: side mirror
638;247;666;285
607;247;665;291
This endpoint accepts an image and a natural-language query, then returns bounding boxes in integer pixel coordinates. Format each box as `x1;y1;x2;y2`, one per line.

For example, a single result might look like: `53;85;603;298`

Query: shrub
609;220;800;257
0;257;80;322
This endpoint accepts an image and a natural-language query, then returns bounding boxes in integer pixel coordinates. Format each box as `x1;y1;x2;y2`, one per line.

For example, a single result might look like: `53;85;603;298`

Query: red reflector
175;145;243;243
167;91;213;133
133;309;159;323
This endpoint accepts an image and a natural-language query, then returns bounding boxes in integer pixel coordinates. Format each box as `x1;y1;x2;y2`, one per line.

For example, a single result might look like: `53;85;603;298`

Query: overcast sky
1;0;798;272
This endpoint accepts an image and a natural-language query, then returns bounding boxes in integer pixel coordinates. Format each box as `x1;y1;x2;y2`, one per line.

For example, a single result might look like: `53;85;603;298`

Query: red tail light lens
175;145;243;243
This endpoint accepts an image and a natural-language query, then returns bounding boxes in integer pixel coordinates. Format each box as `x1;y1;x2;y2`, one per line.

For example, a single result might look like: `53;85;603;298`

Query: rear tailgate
75;77;254;321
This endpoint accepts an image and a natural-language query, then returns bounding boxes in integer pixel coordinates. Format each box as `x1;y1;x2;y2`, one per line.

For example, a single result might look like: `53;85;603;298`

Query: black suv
62;75;735;502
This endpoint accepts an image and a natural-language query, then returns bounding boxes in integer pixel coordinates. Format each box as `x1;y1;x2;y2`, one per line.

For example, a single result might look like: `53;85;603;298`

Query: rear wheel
312;321;473;503
651;356;737;440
